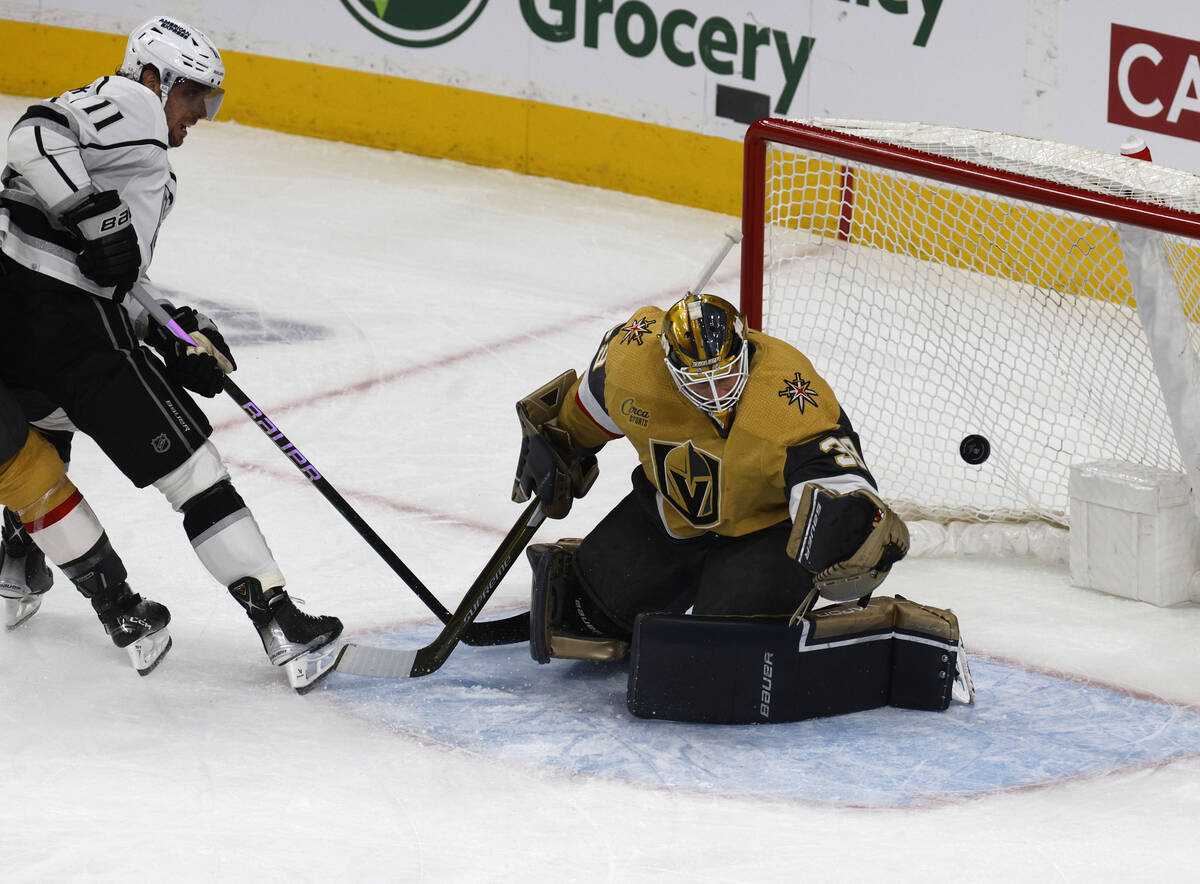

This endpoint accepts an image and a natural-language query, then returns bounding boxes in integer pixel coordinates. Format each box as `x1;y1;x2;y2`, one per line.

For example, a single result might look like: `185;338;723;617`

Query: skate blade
953;643;976;705
129;628;172;676
285;641;343;694
4;595;42;630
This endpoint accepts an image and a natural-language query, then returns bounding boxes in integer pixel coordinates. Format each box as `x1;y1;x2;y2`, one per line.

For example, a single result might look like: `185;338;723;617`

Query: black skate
0;516;53;630
229;579;343;690
93;584;172;675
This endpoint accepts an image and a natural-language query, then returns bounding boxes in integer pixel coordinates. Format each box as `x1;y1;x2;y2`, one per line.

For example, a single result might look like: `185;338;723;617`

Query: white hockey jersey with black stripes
0;75;175;302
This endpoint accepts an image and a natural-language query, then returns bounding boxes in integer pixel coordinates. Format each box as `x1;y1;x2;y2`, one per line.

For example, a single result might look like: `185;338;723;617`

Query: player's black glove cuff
513;423;598;520
511;370;599;520
60;190;140;293
146;305;236;398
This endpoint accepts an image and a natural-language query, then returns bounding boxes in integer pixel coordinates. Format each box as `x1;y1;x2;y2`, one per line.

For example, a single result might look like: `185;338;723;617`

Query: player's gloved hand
513;422;598;520
787;485;909;603
512;370;598;519
145;305;236;398
60;190;141;293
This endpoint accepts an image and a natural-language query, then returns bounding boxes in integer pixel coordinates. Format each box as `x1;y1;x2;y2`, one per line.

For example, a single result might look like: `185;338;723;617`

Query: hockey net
741;119;1200;558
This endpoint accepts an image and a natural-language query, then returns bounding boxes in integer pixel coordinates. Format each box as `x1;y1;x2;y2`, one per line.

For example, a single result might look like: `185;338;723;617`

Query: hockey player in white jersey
0;16;343;680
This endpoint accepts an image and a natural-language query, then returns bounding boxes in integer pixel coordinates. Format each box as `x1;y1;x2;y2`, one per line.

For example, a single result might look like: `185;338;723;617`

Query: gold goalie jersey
557;306;879;539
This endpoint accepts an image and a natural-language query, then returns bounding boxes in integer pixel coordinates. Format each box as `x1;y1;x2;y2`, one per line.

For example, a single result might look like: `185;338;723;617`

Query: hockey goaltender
512;291;974;723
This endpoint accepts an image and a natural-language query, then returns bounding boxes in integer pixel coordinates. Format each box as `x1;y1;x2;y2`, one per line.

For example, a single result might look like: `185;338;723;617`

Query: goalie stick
219;379;529;646
323;228;766;683
130;291;530;647
286;499;547;688
689;226;742;296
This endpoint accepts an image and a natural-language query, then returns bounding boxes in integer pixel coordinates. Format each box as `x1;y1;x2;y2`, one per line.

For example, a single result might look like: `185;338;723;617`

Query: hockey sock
16;488;108;571
180;480;285;589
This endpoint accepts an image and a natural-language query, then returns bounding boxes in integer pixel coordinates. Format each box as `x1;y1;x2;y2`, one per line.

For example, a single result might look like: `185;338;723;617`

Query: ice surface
2;95;1200;882
330;628;1200;809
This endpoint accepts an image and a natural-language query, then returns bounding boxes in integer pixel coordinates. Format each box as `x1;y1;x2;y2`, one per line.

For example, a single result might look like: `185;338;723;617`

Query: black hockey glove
512;370;598;520
145;305;237;398
60;190;141;293
514;423;598;520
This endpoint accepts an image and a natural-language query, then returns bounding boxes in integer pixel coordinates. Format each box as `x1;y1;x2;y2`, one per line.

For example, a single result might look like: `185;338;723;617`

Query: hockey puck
959;434;991;465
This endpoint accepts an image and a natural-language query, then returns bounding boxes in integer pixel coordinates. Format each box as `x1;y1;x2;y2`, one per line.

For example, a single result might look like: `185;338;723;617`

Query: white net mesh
756;119;1200;527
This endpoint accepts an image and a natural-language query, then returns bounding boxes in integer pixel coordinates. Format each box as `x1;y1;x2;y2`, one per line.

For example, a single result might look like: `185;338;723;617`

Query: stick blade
334;642;418;679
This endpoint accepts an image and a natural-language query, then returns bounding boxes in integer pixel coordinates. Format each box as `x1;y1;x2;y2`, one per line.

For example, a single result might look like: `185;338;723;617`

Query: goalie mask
120;16;226;120
661;293;750;429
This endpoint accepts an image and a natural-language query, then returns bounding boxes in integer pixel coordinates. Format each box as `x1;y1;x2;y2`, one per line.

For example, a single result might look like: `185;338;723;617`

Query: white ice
2;94;1200;882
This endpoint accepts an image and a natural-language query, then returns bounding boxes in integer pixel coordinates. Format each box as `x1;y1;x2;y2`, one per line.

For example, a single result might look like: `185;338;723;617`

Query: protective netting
756;119;1200;526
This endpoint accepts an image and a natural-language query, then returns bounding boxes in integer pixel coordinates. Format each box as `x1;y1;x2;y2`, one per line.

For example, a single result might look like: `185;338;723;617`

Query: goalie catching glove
512;370;598;520
143;305;236;398
787;484;909;603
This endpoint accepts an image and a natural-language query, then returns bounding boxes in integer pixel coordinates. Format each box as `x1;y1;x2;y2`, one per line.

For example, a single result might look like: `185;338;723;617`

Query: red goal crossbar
739;118;1200;331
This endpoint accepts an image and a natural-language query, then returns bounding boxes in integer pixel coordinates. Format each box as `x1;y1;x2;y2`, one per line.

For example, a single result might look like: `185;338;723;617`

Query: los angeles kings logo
340;0;490;47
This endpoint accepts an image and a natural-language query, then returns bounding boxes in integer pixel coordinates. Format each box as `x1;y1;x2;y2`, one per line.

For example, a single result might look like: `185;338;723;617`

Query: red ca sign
1108;24;1200;142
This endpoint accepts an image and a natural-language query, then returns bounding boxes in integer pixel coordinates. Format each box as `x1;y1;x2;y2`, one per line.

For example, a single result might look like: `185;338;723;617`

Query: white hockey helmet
120;16;226;119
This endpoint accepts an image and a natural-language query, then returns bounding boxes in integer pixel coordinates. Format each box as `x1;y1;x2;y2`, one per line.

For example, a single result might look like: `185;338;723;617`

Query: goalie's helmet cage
661;293;750;421
120;16;226;120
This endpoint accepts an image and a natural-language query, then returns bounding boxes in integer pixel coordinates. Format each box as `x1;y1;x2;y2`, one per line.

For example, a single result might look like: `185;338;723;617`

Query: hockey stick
221;379;530;646
326;499;546;680
689;226;742;295
131;292;530;647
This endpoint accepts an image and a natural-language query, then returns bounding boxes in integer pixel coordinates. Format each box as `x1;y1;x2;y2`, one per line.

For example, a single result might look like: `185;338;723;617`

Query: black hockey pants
0;260;211;487
573;469;814;634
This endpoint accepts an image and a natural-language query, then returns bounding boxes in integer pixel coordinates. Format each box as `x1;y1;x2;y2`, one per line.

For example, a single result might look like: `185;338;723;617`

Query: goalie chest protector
626;597;961;724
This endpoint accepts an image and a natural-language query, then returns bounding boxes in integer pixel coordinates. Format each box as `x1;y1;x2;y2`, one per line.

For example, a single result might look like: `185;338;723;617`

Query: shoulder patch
779;372;820;413
618;315;656;345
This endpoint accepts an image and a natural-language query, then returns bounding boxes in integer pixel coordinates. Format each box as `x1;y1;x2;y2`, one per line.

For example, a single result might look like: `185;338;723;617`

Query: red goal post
738;118;1200;533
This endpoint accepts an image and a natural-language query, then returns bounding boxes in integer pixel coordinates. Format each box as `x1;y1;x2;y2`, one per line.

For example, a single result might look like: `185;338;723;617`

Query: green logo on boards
340;0;490;47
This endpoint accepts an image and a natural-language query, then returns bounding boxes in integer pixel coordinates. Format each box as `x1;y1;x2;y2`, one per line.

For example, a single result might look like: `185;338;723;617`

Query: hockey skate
92;584;172;675
0;525;53;630
229;579;343;692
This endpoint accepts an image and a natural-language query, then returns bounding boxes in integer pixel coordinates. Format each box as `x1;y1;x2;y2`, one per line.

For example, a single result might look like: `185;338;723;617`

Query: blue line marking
325;626;1200;807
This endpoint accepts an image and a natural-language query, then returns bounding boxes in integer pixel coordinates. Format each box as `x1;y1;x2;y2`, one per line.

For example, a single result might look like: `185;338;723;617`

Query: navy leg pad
627;597;961;724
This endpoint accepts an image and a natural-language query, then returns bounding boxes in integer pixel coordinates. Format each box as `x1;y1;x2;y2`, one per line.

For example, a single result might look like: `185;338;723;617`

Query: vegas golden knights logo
651;440;722;527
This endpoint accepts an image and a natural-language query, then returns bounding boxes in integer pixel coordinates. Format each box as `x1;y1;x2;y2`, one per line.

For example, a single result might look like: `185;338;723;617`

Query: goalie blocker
627;596;972;724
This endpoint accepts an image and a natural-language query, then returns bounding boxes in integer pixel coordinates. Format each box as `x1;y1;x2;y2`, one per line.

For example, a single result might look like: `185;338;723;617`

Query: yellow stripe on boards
0;19;125;98
3;20;1191;309
0;18;742;215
